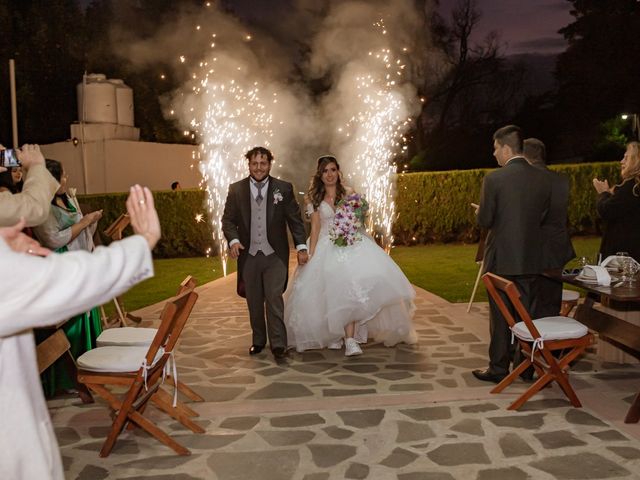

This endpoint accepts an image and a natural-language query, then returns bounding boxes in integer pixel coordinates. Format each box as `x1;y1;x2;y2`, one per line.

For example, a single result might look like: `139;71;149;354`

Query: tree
554;0;640;159
410;0;525;170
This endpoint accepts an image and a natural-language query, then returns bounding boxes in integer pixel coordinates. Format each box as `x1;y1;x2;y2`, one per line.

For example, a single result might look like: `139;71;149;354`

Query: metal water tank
112;79;135;126
77;74;117;124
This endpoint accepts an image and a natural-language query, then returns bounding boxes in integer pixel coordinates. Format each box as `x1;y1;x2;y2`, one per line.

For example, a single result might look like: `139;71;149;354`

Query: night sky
429;0;571;55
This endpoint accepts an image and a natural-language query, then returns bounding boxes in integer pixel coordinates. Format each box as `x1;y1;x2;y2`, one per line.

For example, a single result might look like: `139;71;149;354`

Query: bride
284;155;417;356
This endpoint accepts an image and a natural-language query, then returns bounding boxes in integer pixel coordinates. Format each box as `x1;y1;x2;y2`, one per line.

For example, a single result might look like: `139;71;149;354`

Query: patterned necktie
255;181;265;205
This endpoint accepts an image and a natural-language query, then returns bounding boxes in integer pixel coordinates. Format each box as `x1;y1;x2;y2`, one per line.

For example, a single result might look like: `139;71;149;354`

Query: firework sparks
337;21;413;252
181;34;281;276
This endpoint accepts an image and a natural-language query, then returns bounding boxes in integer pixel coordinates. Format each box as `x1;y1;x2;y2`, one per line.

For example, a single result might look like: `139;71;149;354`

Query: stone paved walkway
49;272;640;479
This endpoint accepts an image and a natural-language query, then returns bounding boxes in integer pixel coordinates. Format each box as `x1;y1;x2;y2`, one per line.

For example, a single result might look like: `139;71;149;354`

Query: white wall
40;140;200;194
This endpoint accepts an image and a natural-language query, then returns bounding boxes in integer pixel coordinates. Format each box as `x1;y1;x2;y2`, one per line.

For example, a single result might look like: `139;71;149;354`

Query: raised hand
126;185;161;249
15;144;45;170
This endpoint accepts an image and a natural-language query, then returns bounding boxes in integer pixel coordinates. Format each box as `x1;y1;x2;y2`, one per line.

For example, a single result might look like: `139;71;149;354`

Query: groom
222;146;308;360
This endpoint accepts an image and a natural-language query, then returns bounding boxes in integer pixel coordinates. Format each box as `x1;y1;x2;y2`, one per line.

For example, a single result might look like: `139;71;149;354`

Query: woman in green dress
32;159;103;396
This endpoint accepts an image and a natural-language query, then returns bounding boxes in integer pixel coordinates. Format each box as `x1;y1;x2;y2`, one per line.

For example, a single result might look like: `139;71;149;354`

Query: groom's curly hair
306;156;346;211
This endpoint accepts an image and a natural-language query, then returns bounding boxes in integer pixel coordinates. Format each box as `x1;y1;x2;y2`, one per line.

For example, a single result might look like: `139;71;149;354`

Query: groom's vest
249;191;275;256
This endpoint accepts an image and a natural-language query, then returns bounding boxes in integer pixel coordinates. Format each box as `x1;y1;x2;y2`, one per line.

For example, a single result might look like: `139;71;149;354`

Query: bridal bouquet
329;193;369;247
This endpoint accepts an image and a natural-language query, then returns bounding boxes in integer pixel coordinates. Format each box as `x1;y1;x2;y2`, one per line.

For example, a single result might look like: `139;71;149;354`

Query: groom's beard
250;173;269;182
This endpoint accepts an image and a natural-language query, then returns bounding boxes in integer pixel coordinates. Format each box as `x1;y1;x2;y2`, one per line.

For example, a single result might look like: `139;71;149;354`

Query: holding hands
593;178;612;195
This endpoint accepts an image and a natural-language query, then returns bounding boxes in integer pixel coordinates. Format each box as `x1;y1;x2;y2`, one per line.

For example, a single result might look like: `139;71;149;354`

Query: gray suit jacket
221;176;307;296
477;157;551;276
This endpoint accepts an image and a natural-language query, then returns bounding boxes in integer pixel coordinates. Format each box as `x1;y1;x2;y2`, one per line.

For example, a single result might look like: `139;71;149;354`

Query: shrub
80;162;620;256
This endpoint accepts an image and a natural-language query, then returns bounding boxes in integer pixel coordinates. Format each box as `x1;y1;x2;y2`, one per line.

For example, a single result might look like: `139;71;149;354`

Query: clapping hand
592;178;611;194
126;185;161;249
0;218;51;256
85;210;103;224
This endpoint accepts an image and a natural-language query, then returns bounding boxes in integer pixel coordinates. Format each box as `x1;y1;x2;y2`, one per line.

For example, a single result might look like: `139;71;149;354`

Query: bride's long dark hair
307;155;346;210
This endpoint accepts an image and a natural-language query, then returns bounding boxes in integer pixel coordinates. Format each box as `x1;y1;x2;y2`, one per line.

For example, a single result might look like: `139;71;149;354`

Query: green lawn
107;237;601;313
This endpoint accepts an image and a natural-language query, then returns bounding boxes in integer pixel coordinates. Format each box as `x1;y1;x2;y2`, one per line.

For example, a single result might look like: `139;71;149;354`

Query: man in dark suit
222;147;308;360
524;138;576;318
472;125;551;383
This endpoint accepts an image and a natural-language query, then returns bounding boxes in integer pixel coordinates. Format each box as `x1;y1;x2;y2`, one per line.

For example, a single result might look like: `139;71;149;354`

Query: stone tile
427;443;491;466
400;406;452;421
565;409;609;427
329;374;378;386
379;447;419;468
257;430;316;446
207;450;299;480
386;363;438;372
323;388;377;397
488;414;546;430
291;363;337;374
257;367;287;376
247;382;313;399
440;358;488;368
520;398;571;411
345;462;370;479
271;413;325;428
529;452;631;478
448;333;481;343
589;429;629;442
303;474;330;480
342;364;380;373
396;420;436;443
373;371;413;381
460;403;500;413
435;379;457;388
498;433;536;458
219;416;260;430
117;454;200;469
534;430;587;449
77;465;109;480
398;473;455;480
450;418;484;437
87;426;111;438
323;426;355;440
191;386;244;402
54;427;81;446
606;446;640;460
338;409;386;428
121;475;203;480
476;467;529;480
308;444;357;468
173;433;244;449
389;383;433;392
429;316;453;325
210;375;256;384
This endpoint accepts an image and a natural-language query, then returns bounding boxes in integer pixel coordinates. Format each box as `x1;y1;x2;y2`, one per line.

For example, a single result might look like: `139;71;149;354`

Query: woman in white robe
0;185;160;480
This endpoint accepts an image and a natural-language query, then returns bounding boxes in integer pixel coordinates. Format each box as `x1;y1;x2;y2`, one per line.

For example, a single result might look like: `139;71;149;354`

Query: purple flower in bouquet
329;193;369;247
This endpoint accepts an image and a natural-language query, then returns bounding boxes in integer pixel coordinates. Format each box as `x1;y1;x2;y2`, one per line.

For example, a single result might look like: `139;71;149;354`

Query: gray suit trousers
243;252;288;350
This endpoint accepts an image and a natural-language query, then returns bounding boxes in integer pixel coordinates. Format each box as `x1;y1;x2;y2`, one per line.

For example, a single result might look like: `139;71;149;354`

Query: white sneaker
328;339;343;350
344;338;363;357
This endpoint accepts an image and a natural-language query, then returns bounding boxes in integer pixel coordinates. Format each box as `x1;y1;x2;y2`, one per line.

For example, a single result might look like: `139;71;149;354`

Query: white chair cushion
562;290;580;302
512;316;588;342
77;346;163;373
96;327;157;347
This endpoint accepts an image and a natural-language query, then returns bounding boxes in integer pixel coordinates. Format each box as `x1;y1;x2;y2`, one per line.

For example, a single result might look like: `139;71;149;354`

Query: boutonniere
273;188;283;205
68;187;77;198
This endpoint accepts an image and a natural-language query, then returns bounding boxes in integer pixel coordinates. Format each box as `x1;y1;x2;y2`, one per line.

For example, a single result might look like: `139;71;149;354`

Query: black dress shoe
472;369;506;384
272;347;287;360
249;345;264;355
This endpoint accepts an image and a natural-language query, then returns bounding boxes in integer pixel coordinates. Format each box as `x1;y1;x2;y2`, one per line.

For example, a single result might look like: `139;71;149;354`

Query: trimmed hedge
393;162;620;245
79;162;620;257
80;190;213;258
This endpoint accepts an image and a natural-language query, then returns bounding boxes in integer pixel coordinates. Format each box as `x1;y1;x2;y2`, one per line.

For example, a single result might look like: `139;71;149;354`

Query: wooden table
547;270;640;423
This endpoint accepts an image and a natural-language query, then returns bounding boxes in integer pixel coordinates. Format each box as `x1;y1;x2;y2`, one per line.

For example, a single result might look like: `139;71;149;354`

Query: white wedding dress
284;201;417;352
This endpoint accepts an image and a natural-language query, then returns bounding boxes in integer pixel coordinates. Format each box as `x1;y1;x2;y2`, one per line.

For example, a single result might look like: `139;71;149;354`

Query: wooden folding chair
482;273;594;410
77;290;199;456
95;275;204;403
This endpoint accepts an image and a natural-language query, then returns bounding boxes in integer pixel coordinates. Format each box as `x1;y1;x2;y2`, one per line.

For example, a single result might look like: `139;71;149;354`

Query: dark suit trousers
533;275;563;318
243;252;288;350
488;275;537;375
